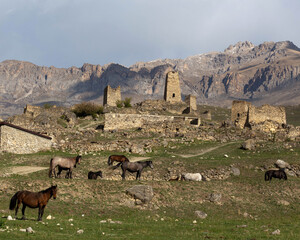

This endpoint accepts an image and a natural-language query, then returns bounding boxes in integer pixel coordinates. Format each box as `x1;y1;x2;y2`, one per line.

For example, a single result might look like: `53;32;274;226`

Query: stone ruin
231;100;286;131
184;95;197;113
103;85;121;107
164;71;182;103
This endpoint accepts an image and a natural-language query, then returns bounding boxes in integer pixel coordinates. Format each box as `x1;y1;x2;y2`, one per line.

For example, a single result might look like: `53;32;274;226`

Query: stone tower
185;95;197;111
164;71;182;103
103;85;121;107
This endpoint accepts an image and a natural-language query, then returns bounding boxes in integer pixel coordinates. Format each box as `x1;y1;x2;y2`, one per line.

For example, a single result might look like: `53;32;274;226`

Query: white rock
68;218;73;222
46;215;52;220
26;227;34;233
7;215;13;221
19;229;26;232
77;229;84;234
224;154;229;158
272;229;280;235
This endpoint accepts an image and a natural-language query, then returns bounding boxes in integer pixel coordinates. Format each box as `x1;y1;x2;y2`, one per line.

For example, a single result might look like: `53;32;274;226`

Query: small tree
72;102;103;117
116;100;123;108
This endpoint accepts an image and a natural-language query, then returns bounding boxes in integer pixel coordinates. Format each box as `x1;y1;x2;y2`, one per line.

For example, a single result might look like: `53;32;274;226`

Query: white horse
181;173;202;181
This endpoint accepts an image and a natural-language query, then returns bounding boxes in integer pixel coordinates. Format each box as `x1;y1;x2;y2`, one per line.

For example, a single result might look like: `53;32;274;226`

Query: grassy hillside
0;140;299;239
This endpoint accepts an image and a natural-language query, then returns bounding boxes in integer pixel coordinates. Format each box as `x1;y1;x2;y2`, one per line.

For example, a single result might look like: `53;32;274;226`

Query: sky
0;0;299;68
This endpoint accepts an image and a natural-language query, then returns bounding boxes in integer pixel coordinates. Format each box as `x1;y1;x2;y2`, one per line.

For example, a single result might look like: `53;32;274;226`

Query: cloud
0;0;299;68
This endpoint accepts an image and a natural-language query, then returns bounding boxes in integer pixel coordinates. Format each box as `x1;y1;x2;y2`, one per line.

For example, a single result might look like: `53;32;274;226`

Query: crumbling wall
231;100;286;131
104;113;200;131
24;105;43;118
103;85;121;106
164;71;182;103
185;95;197;112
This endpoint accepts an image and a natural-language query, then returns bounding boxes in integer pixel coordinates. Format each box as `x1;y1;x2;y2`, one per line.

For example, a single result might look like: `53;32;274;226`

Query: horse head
51;185;57;199
148;161;154;169
76;155;82;165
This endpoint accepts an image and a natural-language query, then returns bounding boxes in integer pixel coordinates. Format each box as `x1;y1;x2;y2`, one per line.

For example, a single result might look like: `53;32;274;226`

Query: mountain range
1;40;300;118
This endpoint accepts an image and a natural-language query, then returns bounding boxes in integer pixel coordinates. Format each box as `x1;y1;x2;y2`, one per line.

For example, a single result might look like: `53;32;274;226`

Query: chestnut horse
9;185;57;221
49;155;81;179
107;155;129;169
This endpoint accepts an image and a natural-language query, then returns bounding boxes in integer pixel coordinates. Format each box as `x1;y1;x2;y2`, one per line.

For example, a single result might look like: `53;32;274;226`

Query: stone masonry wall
185;95;197;111
104;113;200;131
0;125;52;154
231;100;252;128
103;85;121;106
164;71;182;103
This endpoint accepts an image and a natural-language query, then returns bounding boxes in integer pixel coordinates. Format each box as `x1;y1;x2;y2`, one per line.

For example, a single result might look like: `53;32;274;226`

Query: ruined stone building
0;122;52;154
184;95;197;113
103;85;121;107
231;100;286;130
164;71;182;103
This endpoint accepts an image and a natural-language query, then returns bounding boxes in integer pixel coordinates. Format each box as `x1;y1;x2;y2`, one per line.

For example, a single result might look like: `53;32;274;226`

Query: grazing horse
9;185;57;221
49;155;81;179
117;160;153;180
108;155;129;169
88;171;103;179
265;169;287;181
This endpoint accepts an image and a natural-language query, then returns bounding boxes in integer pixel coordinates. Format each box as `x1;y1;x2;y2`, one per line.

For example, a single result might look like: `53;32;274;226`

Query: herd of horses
9;154;287;221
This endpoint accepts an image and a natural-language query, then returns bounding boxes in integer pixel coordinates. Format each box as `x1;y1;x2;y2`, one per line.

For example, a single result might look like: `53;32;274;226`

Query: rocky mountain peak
224;41;255;54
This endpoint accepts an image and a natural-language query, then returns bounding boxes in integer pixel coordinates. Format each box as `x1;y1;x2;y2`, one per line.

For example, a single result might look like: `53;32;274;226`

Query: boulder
195;210;207;219
231;167;240;176
241;139;256;150
126;185;154;203
275;159;290;169
209;193;222;203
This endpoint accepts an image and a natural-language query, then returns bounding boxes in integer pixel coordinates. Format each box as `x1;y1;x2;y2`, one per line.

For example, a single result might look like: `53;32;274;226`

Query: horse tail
9;192;19;210
49;158;54;178
108;156;112;166
112;162;122;170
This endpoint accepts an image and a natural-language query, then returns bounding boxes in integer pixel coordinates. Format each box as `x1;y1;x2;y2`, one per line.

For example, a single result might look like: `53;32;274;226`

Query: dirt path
174;143;233;158
6;166;48;176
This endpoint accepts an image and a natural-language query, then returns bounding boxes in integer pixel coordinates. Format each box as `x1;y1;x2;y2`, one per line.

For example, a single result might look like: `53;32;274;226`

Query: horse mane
40;185;56;194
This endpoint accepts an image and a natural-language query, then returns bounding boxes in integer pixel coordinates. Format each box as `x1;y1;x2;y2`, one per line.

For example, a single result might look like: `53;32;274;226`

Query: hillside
1;40;300;118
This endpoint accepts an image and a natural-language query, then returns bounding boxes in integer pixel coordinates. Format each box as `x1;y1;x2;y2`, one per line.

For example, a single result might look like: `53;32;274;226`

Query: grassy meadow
0;139;299;239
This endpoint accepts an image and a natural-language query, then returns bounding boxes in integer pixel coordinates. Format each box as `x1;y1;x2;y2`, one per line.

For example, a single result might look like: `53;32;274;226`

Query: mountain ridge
1;40;300;118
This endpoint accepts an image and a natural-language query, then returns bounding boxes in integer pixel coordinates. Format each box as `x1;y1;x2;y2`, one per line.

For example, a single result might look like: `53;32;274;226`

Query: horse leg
38;205;45;221
69;168;73;179
15;200;21;219
21;204;26;220
121;170;126;180
136;171;141;180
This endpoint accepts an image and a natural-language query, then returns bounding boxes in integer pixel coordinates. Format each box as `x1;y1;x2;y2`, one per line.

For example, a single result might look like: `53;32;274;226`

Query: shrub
43;103;53;109
124;97;132;108
72;102;103;117
116;100;123;108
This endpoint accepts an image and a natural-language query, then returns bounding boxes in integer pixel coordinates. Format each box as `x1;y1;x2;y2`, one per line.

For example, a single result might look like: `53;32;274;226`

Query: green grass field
0;140;299;239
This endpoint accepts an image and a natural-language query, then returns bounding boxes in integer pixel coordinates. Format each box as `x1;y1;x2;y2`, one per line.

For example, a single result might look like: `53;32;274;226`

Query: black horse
115;160;153;180
265;169;287;181
88;171;103;180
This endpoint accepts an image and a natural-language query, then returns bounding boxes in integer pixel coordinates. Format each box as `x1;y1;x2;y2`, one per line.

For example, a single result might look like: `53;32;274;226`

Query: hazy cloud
0;0;299;68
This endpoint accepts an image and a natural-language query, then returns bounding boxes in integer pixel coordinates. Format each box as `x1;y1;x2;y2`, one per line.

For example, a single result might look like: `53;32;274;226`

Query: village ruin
103;85;121;107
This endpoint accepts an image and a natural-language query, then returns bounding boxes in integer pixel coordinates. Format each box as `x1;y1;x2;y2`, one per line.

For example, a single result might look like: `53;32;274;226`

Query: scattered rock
126;185;154;203
20;229;26;232
231;167;240;176
77;229;84;234
195;210;207;219
209;193;222;203
7;215;13;221
241;139;256;150
275;159;290;169
272;229;280;235
46;215;52;220
277;200;290;206
26;227;34;233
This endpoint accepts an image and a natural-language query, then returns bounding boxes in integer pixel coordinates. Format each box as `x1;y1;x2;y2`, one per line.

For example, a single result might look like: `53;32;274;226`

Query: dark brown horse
88;170;103;179
108;155;129;169
117;160;153;180
9;185;57;221
49;155;81;179
265;169;287;181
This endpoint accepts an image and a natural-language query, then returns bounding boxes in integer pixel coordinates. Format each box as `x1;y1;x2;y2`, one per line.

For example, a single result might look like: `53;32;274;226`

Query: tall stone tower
164;71;182;103
185;95;197;112
103;85;121;106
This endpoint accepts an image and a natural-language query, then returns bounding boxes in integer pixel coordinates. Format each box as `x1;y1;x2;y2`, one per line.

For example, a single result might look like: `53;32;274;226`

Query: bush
72;102;103;117
43;103;53;109
124;97;132;108
116;100;123;108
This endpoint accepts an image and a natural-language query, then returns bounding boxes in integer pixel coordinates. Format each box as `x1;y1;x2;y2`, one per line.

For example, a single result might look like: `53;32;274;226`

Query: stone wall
103;85;121;106
184;95;197;113
104;113;200;131
231;100;286;130
164;71;182;103
24;104;43;118
0;124;52;154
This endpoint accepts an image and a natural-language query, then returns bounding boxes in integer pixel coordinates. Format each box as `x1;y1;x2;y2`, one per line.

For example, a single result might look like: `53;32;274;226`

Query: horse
9;185;57;221
116;160;153;180
107;155;129;169
88;171;103;179
265;169;287;181
181;173;202;181
49;155;81;179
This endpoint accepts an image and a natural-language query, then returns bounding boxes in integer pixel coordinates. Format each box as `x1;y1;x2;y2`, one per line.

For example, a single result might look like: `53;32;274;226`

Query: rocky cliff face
1;40;300;118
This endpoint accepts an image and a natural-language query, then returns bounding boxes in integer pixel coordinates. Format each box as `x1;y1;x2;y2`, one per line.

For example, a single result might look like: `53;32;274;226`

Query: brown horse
49;155;81;179
265;169;287;181
9;185;57;221
88;170;103;179
108;155;129;169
